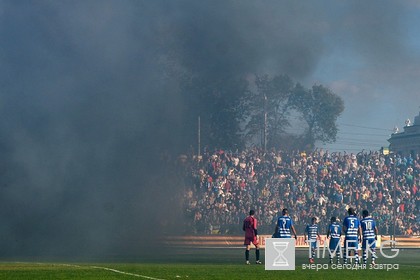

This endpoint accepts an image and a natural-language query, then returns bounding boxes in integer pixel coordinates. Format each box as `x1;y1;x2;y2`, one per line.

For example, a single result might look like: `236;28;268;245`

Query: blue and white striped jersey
305;224;319;241
343;215;360;240
329;222;341;239
360;217;376;240
277;216;293;238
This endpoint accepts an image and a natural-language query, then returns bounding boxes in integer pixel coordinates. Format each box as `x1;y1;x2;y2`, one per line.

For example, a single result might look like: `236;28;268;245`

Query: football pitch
0;248;418;279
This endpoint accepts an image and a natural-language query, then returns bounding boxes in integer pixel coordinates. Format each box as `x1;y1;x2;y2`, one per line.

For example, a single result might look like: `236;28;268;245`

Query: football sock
245;250;250;261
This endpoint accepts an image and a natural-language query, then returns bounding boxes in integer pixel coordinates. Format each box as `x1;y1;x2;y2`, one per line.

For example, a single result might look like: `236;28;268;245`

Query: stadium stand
182;148;419;237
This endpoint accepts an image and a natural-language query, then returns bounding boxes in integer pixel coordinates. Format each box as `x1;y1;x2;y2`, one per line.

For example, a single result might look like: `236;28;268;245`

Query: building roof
387;110;420;155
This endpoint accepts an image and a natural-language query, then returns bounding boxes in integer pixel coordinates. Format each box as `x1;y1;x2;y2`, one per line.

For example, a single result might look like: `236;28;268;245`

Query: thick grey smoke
0;0;415;258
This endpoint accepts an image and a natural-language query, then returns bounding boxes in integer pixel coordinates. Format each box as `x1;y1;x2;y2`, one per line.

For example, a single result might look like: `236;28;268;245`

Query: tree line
179;74;344;152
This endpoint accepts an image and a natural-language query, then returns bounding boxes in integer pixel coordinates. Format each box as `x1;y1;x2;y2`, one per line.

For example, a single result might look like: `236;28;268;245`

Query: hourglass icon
273;242;289;266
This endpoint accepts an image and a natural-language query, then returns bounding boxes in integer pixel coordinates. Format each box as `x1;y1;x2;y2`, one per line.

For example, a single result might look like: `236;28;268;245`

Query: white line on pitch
12;262;166;280
91;265;166;280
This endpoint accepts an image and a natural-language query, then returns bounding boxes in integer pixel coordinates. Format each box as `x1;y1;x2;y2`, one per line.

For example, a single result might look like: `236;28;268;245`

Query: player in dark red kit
243;209;261;265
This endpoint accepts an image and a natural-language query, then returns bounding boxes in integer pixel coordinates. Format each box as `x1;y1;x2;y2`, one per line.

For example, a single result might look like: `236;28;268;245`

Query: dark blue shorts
362;238;376;249
329;239;341;252
344;239;359;250
309;240;317;249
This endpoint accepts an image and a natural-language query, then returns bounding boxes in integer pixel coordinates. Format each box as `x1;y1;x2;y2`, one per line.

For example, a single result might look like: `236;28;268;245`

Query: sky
0;0;420;258
310;1;420;152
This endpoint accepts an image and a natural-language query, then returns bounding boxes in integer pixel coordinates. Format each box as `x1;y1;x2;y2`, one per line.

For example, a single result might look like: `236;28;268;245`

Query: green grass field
0;248;418;279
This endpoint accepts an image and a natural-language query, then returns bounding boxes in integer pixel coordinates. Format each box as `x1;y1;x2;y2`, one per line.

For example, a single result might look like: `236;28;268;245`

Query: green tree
243;76;344;151
242;74;294;149
289;84;344;149
182;75;248;150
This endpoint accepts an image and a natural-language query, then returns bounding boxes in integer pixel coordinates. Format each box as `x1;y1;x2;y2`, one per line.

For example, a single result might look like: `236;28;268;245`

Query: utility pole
264;94;267;152
198;116;201;159
393;154;397;247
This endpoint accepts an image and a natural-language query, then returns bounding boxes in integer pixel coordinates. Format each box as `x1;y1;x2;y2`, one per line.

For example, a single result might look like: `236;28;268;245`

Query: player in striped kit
327;216;342;264
304;217;321;263
274;208;297;239
360;210;378;265
343;207;361;264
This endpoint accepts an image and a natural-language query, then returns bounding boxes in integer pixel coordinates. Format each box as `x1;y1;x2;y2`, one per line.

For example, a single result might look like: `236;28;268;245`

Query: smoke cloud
0;0;416;258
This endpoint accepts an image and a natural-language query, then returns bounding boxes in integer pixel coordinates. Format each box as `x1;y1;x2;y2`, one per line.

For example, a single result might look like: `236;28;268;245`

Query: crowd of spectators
182;148;420;236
